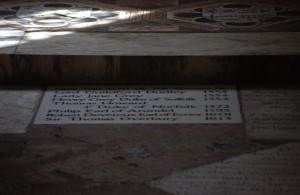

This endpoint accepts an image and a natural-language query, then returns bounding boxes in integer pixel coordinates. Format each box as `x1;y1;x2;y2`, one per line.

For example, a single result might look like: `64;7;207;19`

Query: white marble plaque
151;143;300;195
34;86;242;124
241;88;300;141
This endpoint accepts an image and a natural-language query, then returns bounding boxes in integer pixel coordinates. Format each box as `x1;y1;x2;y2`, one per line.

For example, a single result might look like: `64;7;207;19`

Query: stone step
1;31;300;85
0;0;300;85
1;1;299;194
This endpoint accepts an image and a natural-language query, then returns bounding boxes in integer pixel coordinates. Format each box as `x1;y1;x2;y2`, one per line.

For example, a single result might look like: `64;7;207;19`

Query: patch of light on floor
24;31;73;41
68;10;151;29
0;4;152;49
0;40;17;49
0;29;23;49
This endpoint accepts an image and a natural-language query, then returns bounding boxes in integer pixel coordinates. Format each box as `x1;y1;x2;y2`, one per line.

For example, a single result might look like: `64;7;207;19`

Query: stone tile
167;1;300;32
27;123;259;183
240;87;300;142
1;0;300;33
151;142;300;195
15;32;300;56
0;29;24;54
0;86;42;133
0;1;134;32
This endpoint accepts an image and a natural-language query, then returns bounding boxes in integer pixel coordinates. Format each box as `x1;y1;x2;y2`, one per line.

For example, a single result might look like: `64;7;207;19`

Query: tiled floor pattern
0;0;299;32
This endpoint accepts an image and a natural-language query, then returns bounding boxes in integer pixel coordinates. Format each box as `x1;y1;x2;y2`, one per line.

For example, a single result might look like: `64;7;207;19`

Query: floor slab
26;123;257;183
240;86;300;142
0;29;24;54
151;142;300;195
0;86;42;133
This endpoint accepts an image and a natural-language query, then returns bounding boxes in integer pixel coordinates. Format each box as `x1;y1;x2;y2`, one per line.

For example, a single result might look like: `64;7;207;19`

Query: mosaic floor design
0;0;300;32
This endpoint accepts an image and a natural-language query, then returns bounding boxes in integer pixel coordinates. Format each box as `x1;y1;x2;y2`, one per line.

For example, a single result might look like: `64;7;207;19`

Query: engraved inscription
152;143;300;195
241;89;300;141
34;86;242;124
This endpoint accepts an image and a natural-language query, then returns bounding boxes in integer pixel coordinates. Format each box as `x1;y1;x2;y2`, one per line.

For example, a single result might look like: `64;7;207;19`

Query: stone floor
0;85;299;194
0;0;299;194
1;0;300;32
1;0;299;85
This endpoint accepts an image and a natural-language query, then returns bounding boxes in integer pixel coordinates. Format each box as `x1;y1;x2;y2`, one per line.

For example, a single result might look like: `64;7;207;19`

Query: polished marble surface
0;86;42;133
0;29;24;54
33;86;242;124
0;0;299;32
152;143;300;195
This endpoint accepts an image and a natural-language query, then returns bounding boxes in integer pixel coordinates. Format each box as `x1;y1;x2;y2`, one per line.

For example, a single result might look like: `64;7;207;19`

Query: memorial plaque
241;88;300;141
34;86;242;124
152;143;300;195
